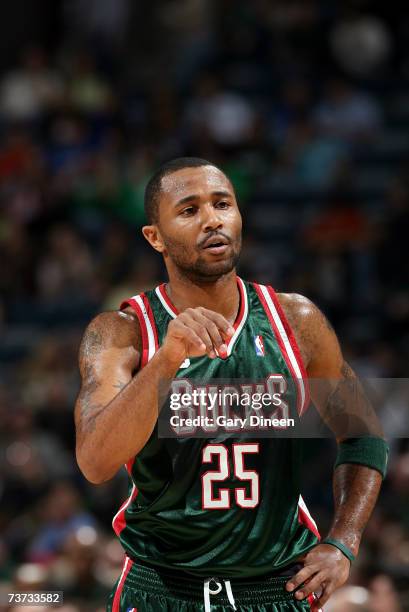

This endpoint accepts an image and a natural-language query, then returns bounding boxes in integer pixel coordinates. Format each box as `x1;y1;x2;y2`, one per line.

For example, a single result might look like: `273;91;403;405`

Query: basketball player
75;158;388;611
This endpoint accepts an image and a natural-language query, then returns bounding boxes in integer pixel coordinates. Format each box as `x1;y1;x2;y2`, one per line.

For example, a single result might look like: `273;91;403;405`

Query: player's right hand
162;307;235;364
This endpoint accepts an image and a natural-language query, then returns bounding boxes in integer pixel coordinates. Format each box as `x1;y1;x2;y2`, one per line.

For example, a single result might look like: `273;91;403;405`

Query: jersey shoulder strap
120;293;159;368
252;282;310;415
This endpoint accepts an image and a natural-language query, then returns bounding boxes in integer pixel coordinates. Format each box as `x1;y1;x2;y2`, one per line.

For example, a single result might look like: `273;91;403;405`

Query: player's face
146;166;242;281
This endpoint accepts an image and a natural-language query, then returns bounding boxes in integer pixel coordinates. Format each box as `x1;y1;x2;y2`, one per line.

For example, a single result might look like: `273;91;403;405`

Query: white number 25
201;443;260;510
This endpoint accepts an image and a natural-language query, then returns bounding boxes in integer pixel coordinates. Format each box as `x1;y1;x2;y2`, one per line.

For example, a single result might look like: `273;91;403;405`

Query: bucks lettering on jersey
112;278;319;578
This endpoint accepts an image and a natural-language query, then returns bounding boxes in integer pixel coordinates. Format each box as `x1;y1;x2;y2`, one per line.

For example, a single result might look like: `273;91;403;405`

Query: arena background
0;1;408;610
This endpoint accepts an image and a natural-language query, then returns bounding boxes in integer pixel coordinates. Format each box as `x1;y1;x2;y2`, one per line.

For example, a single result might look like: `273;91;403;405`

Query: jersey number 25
201;443;260;510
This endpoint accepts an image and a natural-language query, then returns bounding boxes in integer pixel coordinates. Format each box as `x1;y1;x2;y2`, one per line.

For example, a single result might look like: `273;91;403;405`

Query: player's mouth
200;234;230;255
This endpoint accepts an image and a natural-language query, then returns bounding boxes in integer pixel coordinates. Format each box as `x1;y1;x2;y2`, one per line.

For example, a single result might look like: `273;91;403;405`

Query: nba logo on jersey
254;335;265;356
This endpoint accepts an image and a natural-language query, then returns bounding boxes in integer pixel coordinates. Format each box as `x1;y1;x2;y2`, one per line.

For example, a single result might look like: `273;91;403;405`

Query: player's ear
142;225;165;253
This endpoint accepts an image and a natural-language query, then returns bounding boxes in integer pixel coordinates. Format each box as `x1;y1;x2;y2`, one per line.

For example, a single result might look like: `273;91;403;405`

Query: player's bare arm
75;306;234;484
279;294;384;610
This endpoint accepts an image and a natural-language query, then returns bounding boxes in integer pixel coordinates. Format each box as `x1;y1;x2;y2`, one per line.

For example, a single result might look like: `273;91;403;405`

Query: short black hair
144;157;220;224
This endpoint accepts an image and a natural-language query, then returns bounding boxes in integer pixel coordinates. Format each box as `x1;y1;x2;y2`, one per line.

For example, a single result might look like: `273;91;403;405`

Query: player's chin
196;257;237;277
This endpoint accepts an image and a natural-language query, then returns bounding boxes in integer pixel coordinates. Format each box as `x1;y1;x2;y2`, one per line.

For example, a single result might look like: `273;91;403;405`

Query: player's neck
166;270;239;325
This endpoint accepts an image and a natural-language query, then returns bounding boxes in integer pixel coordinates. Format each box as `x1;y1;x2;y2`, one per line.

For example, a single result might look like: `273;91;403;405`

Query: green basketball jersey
112;277;319;578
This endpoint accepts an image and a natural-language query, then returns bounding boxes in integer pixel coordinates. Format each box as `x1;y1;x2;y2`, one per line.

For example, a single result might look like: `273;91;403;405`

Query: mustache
197;231;231;249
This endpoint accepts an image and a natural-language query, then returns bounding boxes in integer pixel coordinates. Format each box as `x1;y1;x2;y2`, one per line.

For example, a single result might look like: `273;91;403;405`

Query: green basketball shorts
106;556;320;612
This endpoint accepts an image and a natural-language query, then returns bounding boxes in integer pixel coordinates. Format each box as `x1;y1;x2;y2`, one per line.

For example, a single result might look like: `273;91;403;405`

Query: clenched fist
161;307;235;365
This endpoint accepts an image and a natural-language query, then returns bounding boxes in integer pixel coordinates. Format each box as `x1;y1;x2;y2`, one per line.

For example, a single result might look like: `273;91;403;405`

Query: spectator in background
2;406;72;481
368;575;403;612
63;0;130;52
35;225;95;303
185;74;257;151
314;78;382;141
0;47;64;123
21;333;80;416
0;127;46;233
0;222;35;303
302;187;377;311
280;117;347;188
270;78;313;144
0;127;40;186
102;251;161;311
330;10;392;77
157;0;216;86
376;177;409;361
70;146;152;228
27;482;96;564
303;192;372;253
377;177;409;293
46;113;95;174
323;585;370;611
47;527;106;603
67;52;115;116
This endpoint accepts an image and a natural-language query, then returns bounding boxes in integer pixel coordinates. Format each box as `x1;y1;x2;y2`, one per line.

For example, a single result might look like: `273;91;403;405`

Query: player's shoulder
276;291;334;333
81;308;141;352
275;292;318;325
275;292;336;367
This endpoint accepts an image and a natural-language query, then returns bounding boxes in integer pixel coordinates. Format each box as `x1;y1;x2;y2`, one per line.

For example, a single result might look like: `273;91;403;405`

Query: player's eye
215;201;229;209
180;206;196;215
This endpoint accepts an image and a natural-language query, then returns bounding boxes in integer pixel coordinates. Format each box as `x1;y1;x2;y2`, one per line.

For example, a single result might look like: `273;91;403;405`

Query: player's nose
201;203;223;232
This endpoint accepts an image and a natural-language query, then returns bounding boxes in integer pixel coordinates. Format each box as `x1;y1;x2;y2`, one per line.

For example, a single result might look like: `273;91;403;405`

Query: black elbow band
335;436;389;479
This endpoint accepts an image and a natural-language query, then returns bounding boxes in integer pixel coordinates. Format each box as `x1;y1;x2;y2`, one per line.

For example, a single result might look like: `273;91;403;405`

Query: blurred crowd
0;1;408;610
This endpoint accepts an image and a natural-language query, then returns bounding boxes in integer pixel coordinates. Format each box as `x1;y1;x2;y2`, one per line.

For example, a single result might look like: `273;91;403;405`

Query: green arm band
322;538;356;563
335;436;389;478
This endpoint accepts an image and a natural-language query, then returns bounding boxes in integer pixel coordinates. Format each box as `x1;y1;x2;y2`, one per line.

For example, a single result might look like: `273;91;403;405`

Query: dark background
0;1;408;610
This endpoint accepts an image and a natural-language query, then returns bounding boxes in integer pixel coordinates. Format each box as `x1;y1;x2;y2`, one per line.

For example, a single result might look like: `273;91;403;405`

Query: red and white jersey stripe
121;292;159;367
155;277;249;357
253;283;310;416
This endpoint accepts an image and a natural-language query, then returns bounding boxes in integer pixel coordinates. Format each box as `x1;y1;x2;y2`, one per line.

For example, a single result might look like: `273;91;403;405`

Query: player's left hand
286;543;351;610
